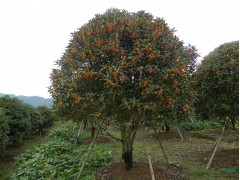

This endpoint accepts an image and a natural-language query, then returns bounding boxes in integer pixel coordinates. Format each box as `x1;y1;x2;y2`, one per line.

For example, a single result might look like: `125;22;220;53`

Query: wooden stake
77;120;84;136
143;127;155;180
76;119;104;179
206;124;226;169
154;129;169;164
176;126;184;140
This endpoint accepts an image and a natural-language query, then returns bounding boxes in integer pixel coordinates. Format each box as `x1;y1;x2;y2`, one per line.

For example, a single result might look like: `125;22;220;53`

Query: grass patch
189;128;239;143
174;158;220;180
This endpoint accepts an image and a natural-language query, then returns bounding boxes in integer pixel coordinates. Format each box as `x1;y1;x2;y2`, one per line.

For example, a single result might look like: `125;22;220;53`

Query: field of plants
0;120;238;179
0;8;238;179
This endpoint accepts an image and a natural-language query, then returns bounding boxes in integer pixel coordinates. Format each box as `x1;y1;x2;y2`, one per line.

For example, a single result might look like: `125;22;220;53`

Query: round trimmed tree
50;9;198;170
193;41;239;128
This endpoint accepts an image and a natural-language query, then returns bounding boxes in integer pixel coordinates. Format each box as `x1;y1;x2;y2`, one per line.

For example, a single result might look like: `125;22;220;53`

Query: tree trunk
231;118;236;130
91;126;95;137
120;124;138;170
122;149;133;170
165;124;170;132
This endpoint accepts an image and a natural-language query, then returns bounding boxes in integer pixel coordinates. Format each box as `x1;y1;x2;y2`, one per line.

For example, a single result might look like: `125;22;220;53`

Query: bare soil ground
95;128;238;180
95;161;187;180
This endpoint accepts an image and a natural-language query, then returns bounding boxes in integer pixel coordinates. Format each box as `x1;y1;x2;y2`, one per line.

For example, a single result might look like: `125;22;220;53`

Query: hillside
0;93;53;108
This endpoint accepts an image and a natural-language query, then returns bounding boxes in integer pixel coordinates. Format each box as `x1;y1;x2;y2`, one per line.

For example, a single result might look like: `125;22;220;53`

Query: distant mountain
0;93;53;108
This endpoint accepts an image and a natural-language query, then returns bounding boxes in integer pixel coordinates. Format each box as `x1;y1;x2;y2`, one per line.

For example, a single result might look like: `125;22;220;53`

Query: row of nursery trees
0;96;54;154
49;9;239;170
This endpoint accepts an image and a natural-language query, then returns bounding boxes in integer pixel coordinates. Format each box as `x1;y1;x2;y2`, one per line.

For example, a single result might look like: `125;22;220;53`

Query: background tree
50;9;198;170
0;108;9;154
37;106;54;128
0;96;31;145
193;41;239;129
24;104;44;135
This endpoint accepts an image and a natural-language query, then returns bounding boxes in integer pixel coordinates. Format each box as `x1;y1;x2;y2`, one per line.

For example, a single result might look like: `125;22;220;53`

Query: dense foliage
49;122;83;145
10;124;112;179
49;8;198;169
0;108;9;154
181;120;221;131
193;41;239;128
0;96;54;154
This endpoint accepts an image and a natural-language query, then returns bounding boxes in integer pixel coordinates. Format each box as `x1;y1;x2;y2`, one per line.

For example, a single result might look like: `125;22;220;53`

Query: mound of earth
182;148;239;179
183;148;238;169
156;131;183;140
207;149;238;169
95;161;186;180
83;136;111;145
136;130;183;140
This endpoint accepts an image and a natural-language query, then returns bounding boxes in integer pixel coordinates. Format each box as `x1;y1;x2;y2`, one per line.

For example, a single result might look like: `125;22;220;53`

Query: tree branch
105;130;122;142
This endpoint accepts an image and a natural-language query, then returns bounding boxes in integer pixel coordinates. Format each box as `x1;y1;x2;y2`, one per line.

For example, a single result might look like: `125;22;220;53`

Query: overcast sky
0;0;239;98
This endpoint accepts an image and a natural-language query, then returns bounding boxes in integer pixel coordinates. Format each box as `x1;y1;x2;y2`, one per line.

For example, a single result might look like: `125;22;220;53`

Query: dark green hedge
0;96;55;154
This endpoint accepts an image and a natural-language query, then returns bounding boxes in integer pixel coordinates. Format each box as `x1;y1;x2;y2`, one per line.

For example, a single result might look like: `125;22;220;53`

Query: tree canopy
49;8;198;170
193;41;239;128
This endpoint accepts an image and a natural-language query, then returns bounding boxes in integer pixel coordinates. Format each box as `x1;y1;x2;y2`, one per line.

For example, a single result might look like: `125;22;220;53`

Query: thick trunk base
91;127;95;137
165;125;170;132
122;151;133;170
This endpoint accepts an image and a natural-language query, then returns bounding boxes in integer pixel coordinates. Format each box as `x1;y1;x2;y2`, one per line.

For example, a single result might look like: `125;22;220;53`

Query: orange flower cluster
145;45;152;54
182;73;187;78
137;50;142;58
107;22;116;32
131;33;138;39
52;91;57;97
107;80;117;88
148;54;155;61
167;98;172;108
132;58;137;65
75;97;81;104
154;33;161;41
182;103;190;112
110;45;117;53
139;80;148;88
95;39;103;48
110;68;119;78
80;53;87;61
67;59;73;64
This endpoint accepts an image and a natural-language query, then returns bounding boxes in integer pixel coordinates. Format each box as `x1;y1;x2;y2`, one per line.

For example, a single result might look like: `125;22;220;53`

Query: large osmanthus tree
193;41;239;129
49;9;198;170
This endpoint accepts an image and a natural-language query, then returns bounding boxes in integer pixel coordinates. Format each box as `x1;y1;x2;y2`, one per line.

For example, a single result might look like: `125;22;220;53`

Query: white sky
0;0;239;98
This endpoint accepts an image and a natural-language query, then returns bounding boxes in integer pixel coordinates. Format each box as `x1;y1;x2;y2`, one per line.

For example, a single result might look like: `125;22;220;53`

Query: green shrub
207;120;222;129
24;104;44;134
0;96;54;153
10;141;112;179
0;108;9;154
48;123;83;145
37;106;54;127
0;96;32;145
181;121;211;131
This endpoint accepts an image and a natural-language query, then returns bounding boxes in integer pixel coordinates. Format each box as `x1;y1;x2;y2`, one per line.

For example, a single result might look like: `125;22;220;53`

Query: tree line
0;96;55;154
